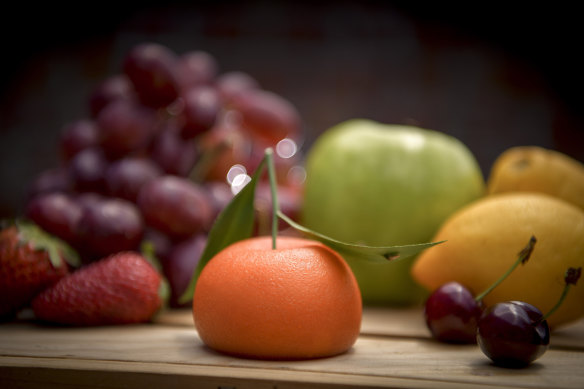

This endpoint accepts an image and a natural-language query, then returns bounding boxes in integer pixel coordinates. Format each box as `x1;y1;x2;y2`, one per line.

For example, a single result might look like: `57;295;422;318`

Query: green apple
300;119;485;306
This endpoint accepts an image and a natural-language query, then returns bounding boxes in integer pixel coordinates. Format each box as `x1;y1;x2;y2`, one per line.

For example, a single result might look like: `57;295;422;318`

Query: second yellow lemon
487;146;584;211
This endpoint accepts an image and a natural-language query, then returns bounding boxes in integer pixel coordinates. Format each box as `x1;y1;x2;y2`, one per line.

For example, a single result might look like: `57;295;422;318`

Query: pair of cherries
424;235;581;368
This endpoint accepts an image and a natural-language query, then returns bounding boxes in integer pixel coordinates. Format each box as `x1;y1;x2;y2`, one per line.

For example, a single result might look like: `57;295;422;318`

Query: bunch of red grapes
23;42;306;307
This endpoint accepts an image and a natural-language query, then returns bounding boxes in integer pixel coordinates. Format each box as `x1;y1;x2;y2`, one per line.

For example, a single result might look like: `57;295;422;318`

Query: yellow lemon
487;146;584;211
411;192;584;329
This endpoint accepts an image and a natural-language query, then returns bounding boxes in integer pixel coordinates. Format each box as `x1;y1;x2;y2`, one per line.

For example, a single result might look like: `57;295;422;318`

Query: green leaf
140;240;163;273
15;219;81;268
178;157;266;304
157;276;171;309
277;211;444;263
140;240;171;310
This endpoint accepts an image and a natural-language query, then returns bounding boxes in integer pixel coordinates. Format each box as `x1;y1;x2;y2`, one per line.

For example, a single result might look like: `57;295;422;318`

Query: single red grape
104;157;162;202
88;74;136;117
174;50;218;91
25;192;83;246
178;85;222;139
76;196;144;261
137;175;214;241
162;234;207;307
122;42;180;108
59;119;100;161
96;99;157;159
68;147;109;193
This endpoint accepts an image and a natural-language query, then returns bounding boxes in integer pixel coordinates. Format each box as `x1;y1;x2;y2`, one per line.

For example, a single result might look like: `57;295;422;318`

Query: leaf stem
265;148;279;250
474;235;536;302
277;210;444;263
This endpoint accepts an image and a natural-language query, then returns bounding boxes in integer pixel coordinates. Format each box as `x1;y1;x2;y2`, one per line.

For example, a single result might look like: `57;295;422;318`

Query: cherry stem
474;235;537;302
542;267;581;321
265;148;279;250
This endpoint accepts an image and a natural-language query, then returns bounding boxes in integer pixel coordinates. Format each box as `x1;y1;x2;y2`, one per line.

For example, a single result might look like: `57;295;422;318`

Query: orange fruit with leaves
192;235;362;360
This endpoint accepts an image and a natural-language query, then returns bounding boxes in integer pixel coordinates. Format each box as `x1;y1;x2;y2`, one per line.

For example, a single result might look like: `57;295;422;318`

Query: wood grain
1;308;583;388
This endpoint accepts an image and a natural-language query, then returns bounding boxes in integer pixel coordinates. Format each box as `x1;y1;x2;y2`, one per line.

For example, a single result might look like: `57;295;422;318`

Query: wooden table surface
1;307;583;389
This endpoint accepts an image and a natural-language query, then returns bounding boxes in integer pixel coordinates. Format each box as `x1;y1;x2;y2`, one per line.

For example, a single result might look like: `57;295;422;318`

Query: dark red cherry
424;236;537;344
477;267;580;368
477;301;549;368
424;282;484;344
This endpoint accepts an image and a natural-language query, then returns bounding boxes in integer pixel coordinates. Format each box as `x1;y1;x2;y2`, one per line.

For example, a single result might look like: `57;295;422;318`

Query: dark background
1;1;582;218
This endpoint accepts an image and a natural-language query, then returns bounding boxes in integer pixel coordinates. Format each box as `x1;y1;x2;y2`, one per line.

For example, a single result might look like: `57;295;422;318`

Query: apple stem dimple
541;267;581;321
265;148;279;250
474;235;537;302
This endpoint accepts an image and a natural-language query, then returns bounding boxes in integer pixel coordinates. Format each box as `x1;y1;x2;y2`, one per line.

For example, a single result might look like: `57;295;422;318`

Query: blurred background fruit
162;233;207;308
2;36;308;303
487;146;584;210
0;2;582;311
1;2;582;221
301;119;485;305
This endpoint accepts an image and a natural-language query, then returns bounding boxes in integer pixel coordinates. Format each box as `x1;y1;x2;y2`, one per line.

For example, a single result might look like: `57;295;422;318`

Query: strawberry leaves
14;219;80;268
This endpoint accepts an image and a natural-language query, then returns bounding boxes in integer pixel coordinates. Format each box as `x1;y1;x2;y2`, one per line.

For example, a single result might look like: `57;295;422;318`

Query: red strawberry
0;220;80;319
32;251;167;326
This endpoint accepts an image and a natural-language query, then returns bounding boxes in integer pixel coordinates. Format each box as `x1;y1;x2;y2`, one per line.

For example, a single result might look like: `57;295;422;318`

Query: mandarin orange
192;236;362;360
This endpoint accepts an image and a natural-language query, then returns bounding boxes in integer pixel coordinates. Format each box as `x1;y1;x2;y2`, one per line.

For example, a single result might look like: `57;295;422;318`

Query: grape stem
474;235;537;302
188;138;230;183
265;148;279;250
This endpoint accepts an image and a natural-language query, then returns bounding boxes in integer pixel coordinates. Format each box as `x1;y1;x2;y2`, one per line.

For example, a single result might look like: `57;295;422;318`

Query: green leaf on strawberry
11;219;80;268
1;219;80;318
140;240;171;309
140;240;163;272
